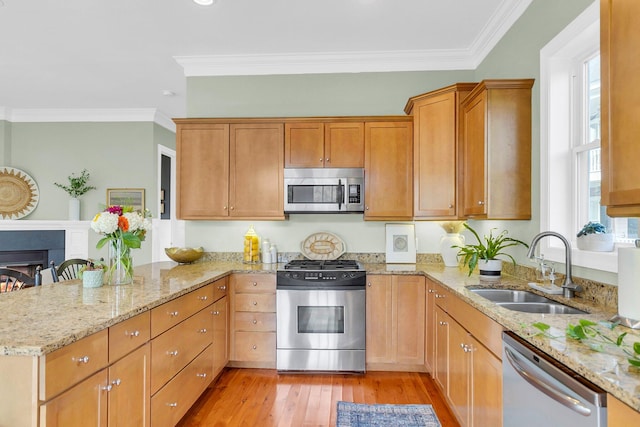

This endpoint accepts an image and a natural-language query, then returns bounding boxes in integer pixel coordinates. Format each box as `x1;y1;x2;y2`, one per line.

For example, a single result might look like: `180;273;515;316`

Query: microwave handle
337;179;344;210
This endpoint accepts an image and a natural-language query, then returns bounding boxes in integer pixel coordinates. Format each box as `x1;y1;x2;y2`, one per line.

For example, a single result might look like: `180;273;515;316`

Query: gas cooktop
282;259;362;271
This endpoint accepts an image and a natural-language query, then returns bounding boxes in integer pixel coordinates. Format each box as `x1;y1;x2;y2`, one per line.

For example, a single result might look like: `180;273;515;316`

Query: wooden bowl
165;247;204;263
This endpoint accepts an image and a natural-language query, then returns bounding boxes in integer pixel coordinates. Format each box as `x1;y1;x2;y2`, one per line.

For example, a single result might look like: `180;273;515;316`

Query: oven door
276;288;365;350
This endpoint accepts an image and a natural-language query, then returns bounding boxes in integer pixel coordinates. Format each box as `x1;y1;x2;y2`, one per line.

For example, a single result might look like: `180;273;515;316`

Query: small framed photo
107;188;145;212
385;223;416;264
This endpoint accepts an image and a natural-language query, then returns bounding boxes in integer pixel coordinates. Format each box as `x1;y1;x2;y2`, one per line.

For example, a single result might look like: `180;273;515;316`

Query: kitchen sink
468;287;588;315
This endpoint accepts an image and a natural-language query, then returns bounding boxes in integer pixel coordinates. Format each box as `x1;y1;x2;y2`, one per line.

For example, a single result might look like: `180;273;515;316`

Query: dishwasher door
502;332;607;427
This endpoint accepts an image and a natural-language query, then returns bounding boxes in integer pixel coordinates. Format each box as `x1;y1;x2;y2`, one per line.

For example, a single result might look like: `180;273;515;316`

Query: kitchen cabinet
424;278;437;374
366;275;425;370
601;0;640;216
211;277;228;379
433;283;503;427
405;83;477;219
175;120;285;220
285;121;364;168
460;79;534;219
229;274;276;368
364;120;414;220
609;394;640;425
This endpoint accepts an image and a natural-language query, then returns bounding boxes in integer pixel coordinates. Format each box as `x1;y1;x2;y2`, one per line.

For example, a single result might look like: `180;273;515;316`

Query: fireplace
0;230;65;276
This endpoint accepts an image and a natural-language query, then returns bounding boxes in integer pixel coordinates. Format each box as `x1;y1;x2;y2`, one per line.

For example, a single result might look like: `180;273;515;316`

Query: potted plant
79;259;106;288
54;169;97;220
455;223;529;278
576;221;615;252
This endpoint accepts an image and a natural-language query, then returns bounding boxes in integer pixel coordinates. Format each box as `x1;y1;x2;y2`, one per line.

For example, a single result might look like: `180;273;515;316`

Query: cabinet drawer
234;332;276;363
232;274;276;293
234;293;276;312
109;311;151;362
212;277;228;302
150;346;213;427
40;329;109;401
151;284;213;337
234;312;276;332
151;308;212;395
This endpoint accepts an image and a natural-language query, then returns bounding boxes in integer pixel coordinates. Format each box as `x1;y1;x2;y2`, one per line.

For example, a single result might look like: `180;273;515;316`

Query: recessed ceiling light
193;0;216;5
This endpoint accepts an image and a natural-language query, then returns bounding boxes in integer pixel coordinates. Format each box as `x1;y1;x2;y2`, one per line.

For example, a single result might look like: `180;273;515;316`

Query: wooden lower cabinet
211;295;228;379
366;275;425;370
229;274;276;368
433;286;503;427
424;278;437;373
108;344;151;427
608;394;640;425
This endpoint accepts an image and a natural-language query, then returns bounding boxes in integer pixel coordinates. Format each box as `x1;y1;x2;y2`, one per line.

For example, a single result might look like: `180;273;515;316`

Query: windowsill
541;241;625;273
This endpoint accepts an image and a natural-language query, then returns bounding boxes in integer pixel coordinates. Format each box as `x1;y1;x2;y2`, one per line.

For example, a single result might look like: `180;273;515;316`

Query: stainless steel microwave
284;168;364;213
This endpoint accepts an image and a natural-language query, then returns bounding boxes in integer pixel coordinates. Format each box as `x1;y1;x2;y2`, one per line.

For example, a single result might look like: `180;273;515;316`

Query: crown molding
175;49;477;77
0;108;175;132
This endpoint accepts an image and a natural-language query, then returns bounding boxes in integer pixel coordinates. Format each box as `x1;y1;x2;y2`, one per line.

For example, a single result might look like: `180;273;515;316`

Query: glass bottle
243;225;260;264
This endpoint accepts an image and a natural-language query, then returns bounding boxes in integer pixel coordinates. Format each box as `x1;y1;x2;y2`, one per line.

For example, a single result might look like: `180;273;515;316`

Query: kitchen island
1;259;639;425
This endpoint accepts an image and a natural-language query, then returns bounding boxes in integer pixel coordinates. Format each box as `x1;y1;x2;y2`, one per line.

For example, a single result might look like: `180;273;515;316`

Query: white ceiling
0;0;531;125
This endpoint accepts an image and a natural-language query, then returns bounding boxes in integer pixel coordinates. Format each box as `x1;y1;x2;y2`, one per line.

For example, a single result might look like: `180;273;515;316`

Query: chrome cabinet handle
212;310;220;315
167;403;178;408
169;311;179;317
102;384;113;392
128;330;140;338
230;206;235;210
74;356;90;364
196;373;208;378
198;328;208;334
252;301;258;306
218;285;226;290
449;204;454;208
252;319;257;324
478;200;485;205
111;379;121;387
198;295;208;301
252;282;258;286
252;345;257;350
167;350;179;356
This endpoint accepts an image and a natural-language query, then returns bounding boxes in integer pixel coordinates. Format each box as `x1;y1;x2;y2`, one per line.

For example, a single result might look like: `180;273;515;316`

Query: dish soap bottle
243;225;260;264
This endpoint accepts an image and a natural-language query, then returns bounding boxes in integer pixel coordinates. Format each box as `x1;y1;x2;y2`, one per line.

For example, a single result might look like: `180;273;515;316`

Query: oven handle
337;179;343;210
276;285;365;291
504;346;592;417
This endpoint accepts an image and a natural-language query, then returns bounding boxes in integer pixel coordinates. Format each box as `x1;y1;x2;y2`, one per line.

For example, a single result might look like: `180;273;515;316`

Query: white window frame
540;2;623;273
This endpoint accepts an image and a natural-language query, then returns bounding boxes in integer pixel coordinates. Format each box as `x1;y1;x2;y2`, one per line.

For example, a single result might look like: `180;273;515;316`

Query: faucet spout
527;231;581;298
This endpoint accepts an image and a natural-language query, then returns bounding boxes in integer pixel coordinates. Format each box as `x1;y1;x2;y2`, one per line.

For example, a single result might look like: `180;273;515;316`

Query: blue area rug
336;402;442;427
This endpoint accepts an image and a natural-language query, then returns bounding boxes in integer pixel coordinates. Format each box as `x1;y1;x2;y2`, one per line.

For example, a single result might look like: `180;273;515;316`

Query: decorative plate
301;232;346;260
0;167;39;219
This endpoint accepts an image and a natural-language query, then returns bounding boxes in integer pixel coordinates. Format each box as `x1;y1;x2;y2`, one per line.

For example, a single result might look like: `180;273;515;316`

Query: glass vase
108;238;133;285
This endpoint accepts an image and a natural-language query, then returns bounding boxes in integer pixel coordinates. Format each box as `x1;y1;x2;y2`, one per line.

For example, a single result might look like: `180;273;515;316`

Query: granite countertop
1;259;639;412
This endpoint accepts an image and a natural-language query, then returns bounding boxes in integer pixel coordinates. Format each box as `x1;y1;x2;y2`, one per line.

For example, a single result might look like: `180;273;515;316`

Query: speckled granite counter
2;259;639;413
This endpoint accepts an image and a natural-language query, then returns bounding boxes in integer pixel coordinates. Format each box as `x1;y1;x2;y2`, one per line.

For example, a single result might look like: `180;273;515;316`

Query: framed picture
385;223;416;264
106;188;145;212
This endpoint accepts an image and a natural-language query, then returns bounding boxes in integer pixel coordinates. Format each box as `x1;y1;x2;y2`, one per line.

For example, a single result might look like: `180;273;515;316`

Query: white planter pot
82;270;104;288
68;198;80;221
440;233;465;267
576;233;615;252
478;259;502;280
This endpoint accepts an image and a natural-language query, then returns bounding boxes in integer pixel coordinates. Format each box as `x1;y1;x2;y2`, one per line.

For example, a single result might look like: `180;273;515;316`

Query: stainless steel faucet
527;231;582;298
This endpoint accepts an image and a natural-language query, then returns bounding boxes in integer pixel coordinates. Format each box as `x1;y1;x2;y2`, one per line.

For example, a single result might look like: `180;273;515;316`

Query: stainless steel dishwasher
502;331;607;426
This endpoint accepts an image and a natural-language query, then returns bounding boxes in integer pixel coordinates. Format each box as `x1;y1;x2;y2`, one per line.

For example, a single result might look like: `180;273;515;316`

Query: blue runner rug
336;402;442;427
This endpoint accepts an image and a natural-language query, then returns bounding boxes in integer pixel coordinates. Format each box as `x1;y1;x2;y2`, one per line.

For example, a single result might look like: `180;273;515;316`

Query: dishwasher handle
504;345;592;417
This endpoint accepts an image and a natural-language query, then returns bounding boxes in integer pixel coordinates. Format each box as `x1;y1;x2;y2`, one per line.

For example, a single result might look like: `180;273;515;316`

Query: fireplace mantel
0;220;89;260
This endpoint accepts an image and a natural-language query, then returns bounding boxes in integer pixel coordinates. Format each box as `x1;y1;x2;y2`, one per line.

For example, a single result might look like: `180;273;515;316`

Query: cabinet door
470;336;502;427
108;344;150;427
40;369;108;427
229;123;284;218
448;318;471;427
284;122;325;167
461;92;487;217
434;306;449;394
601;0;640;216
364;121;413;219
211;296;228;378
393;275;425;365
424;279;437;373
325;122;365;168
176;124;230;219
414;92;458;218
365;275;393;364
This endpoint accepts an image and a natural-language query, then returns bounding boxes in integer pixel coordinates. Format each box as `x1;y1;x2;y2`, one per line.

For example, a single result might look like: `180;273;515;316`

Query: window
540;2;634;273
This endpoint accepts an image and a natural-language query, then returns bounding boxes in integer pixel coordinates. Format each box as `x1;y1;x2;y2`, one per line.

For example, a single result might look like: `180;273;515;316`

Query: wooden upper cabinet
229;123;284;218
176;124;230;219
405;83;477;219
601;0;640;216
460;79;534;219
285;121;364;168
364;120;413;220
175;119;285;220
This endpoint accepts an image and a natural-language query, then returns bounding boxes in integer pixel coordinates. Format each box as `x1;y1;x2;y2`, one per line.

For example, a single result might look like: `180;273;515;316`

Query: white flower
123;212;144;232
91;212;119;235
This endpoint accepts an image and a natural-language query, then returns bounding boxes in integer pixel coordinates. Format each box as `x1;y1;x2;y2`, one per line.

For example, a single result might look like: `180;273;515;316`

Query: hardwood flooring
176;368;460;427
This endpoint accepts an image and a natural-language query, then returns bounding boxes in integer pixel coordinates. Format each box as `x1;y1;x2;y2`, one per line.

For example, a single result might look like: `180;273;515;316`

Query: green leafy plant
531;320;640;367
577;221;607;237
454;223;529;276
54;169;97;198
78;259;106;279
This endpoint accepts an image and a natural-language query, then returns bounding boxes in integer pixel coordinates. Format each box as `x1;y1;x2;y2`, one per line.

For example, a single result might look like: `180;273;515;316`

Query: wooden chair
56;258;91;281
0;267;37;293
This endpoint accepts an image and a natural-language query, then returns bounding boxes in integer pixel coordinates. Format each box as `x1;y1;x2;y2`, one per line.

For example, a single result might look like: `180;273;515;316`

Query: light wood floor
176;368;460;427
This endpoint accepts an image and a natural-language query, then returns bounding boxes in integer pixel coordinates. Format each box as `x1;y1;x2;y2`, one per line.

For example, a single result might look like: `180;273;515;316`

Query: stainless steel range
276;259;366;373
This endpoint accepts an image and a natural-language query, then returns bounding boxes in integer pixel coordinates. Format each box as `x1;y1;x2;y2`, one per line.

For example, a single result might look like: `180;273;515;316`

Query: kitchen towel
618;246;640;320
